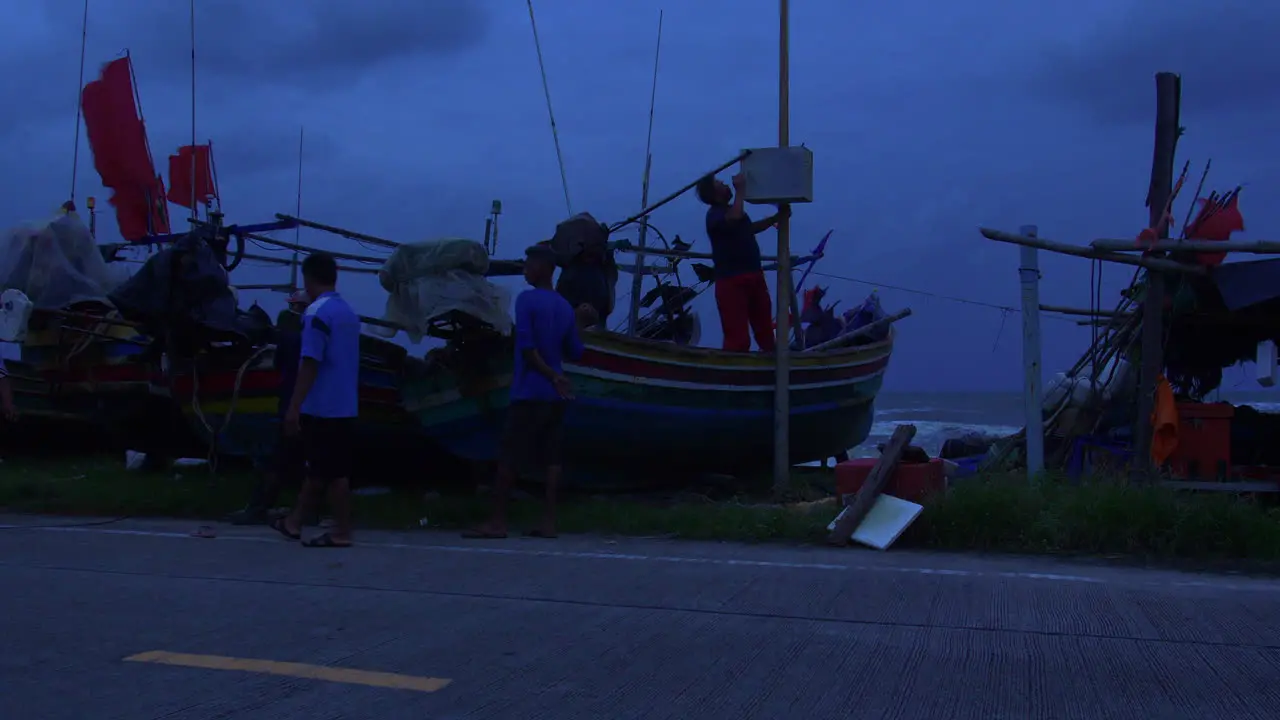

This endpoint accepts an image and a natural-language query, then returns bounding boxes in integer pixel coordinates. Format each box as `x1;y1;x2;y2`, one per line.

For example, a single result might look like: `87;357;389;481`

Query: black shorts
500;400;565;472
301;415;355;481
273;425;307;486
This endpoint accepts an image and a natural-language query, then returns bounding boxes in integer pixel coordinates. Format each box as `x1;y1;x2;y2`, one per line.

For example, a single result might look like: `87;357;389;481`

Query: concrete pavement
2;515;1280;719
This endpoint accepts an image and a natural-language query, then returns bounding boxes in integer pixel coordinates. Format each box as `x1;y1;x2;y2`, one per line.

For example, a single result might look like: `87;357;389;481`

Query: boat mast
772;0;793;493
627;10;665;336
290;126;304;292
189;0;198;221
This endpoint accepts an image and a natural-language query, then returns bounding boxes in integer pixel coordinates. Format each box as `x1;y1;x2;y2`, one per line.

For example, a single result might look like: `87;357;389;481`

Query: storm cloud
1032;0;1280;125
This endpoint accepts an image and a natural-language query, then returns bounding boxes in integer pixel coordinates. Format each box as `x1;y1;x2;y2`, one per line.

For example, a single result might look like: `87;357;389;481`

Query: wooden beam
242;232;386;265
1091;237;1280;254
980;228;1206;275
803;308;911;352
275;214;400;249
1039;304;1131;318
826;424;917;546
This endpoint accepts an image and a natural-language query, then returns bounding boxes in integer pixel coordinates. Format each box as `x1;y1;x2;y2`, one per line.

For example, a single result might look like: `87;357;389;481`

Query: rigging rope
526;0;573;217
69;0;89;202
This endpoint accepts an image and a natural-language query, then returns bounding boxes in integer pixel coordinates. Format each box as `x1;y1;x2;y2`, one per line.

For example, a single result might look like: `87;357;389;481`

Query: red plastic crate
835;458;946;504
1166;402;1233;480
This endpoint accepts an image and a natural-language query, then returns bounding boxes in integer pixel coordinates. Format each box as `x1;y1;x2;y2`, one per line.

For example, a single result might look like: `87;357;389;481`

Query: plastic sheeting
0;212;119;310
374;238;512;342
108;230;272;354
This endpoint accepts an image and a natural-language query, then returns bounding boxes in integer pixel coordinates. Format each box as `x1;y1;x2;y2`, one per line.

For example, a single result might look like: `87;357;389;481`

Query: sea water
852;388;1280;460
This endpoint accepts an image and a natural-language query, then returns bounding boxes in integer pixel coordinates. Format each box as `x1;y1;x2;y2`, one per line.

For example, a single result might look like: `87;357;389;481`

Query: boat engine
634;282;700;346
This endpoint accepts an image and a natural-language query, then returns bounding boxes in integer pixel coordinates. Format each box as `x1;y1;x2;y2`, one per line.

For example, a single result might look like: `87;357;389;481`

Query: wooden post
771;0;793;494
1019;225;1045;478
627;154;654;335
1134;72;1181;478
827;424;917;545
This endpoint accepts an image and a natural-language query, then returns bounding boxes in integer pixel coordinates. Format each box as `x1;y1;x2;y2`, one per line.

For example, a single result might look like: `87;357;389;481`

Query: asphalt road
3;515;1280;719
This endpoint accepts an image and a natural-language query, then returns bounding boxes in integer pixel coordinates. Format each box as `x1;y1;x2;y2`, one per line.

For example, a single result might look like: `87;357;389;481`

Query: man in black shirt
696;173;789;352
227;291;310;525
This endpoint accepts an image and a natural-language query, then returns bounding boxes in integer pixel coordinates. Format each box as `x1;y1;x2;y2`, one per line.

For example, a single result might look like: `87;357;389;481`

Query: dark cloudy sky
2;0;1276;391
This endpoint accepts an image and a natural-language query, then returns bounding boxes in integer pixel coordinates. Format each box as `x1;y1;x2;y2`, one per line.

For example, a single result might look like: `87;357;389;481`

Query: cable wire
526;0;573;216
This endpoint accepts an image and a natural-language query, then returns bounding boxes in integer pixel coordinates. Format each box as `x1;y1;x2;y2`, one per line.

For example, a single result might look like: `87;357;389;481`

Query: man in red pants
696;173;790;352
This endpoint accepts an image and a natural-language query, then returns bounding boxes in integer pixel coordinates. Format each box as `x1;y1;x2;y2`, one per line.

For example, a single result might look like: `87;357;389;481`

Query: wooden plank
1091;238;1280;254
803;309;911;352
826;424;917;546
979;228;1205;275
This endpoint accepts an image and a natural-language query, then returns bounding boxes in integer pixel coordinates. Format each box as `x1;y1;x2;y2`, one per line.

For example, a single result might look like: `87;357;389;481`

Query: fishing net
0;211;118;310
374;238;512;342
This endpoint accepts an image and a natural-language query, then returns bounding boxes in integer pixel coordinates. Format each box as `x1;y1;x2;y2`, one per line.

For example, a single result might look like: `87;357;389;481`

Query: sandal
302;532;352;548
269;517;301;541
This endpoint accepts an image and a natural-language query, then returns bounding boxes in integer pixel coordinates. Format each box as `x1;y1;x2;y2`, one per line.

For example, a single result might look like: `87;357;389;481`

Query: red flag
80;56;164;241
167;144;218;208
1187;193;1245;267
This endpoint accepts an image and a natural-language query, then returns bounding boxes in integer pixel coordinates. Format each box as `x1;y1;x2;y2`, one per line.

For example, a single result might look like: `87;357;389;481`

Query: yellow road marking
124;650;451;693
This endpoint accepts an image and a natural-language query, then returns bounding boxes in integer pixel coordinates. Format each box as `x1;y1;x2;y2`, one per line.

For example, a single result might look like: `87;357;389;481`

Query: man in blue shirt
695;172;789;352
465;244;588;540
270;253;361;548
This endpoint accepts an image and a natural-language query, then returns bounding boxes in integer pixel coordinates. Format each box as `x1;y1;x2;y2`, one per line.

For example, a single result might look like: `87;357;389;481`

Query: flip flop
269;517;301;541
302;532;352;548
523;529;558;539
461;528;508;540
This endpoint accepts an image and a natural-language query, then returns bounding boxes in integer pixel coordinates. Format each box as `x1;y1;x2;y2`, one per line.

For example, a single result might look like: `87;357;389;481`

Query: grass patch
2;456;1280;562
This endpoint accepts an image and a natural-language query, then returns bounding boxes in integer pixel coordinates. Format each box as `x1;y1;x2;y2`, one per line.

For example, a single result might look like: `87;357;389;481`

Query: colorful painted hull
6;312;194;455
167;340;424;462
403;330;893;475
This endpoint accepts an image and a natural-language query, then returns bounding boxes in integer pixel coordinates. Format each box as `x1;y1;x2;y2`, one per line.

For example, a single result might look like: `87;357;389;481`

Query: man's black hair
695;175;718;205
301;251;338;286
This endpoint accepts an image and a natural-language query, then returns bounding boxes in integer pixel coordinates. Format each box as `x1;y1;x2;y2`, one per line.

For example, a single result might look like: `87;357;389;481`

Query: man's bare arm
522;348;560;381
287;358;319;417
749;214;780;234
725;188;747;220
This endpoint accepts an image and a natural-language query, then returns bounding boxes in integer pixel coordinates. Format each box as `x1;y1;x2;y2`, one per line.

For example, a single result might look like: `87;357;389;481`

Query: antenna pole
627;10;664;336
291;126;304;291
69;0;89;203
772;0;793;495
526;0;572;216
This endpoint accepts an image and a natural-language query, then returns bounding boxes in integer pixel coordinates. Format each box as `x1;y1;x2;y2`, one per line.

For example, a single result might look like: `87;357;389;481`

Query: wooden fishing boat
166;333;434;470
2;304;202;457
403;328;893;475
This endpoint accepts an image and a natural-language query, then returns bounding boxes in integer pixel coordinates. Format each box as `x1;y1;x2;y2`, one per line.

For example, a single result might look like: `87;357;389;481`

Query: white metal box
739;146;814;204
1256;340;1277;387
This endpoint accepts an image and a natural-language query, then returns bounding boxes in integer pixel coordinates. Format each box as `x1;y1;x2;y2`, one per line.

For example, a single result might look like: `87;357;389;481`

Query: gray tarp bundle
108;230;271;350
373;238;513;343
0;212;120;310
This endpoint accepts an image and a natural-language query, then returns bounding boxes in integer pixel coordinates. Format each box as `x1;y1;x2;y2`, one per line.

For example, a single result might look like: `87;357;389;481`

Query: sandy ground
3;514;1280;719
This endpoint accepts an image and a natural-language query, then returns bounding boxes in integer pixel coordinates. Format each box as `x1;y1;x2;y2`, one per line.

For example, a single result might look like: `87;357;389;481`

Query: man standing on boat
695;173;790;352
228;290;311;526
464;244;589;540
270;253;360;548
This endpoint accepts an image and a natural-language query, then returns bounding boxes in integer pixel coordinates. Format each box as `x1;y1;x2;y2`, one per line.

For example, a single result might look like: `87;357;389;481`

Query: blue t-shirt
706;206;763;279
511;288;584;402
299;292;360;418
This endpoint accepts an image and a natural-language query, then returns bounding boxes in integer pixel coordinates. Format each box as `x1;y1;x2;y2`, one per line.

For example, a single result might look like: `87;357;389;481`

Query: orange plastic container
1166;402;1233;480
835;458;946;504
